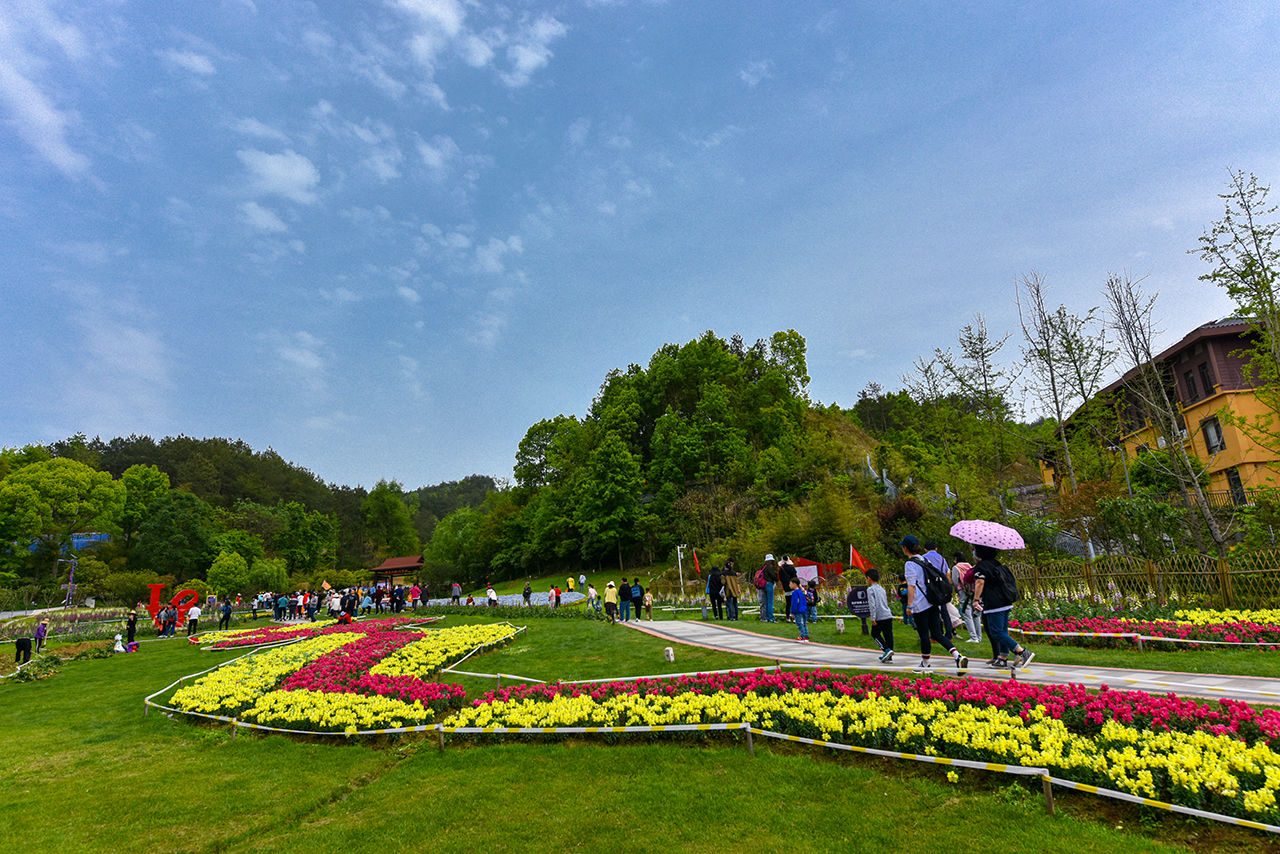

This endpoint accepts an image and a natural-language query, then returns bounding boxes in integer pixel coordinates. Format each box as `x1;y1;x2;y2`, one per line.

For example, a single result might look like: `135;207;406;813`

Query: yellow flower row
371;624;520;677
1174;608;1280;627
451;688;1280;819
243;689;431;733
170;633;360;715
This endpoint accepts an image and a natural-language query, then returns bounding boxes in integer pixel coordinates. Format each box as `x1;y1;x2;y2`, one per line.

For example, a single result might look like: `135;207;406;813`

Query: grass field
4;615;1278;853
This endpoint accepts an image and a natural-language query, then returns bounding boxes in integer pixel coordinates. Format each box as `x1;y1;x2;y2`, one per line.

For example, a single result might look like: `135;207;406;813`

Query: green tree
363;481;420;560
130;491;218;581
575;431;642;570
207;549;251;595
119;463;170;550
247;556;289;592
0;458;126;579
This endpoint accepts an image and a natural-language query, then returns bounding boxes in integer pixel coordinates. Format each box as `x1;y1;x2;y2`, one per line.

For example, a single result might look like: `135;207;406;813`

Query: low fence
1008;549;1280;608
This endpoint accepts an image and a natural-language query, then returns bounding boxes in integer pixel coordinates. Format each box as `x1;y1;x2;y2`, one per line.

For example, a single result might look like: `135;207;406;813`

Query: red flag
693;548;701;575
848;545;872;572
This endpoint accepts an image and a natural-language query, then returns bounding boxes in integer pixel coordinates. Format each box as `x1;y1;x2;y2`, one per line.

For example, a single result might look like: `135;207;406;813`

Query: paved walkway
626;619;1280;703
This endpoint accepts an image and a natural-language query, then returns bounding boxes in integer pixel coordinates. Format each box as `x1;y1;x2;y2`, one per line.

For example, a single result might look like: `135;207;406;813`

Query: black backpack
994;562;1020;604
911;557;953;607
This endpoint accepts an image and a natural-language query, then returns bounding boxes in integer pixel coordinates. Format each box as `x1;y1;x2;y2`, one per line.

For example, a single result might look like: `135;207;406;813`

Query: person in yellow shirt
603;581;619;623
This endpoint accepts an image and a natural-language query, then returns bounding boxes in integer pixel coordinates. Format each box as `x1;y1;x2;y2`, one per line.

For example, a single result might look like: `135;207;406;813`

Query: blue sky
2;1;1277;489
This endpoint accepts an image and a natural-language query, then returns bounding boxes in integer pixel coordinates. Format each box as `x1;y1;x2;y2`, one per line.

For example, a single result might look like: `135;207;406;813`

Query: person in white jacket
864;569;894;663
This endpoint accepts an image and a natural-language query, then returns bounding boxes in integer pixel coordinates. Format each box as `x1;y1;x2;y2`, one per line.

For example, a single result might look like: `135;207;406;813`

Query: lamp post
676;544;687;595
56;558;78;609
1108;445;1133;498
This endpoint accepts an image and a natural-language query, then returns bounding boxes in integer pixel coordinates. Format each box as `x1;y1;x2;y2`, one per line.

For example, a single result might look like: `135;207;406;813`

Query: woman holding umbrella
950;520;1034;670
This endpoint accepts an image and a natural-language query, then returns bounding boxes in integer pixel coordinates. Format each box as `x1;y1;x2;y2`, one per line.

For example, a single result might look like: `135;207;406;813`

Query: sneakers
968;636;982;643
954;654;969;672
911;659;932;673
877;649;894;663
988;658;1008;669
1015;650;1035;668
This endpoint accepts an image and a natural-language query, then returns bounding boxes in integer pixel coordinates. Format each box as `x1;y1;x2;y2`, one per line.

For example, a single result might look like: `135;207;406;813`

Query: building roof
1093;316;1253;402
371;555;424;575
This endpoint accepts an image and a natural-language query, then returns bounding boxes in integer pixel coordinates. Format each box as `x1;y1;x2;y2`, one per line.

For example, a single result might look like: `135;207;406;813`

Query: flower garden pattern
189;616;442;649
1010;612;1280;647
453;670;1280;823
170;623;518;732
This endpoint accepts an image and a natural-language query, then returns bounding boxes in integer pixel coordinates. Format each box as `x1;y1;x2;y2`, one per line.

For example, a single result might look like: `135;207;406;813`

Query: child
805;581;818;622
895;577;914;627
644;589;653;621
790;580;810;642
866;569;895;663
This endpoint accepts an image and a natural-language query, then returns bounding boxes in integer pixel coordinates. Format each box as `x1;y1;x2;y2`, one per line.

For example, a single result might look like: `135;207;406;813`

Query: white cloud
397;285;421;303
237;148;320;203
597;201;617;216
160;48;215;75
232;117;288;142
320;287;360;304
688;125;742;149
469;312;507;347
474;235;523;274
62;284;172;432
396;0;466;67
739;59;772;88
459;33;495;68
398;354;426;398
239;200;288;233
567;117;591;146
276;331;325;391
417;134;459;175
0;5;91;178
499;15;567;87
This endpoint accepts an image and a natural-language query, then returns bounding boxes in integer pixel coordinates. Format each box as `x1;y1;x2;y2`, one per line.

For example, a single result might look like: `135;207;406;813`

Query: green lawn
2;616;1274;853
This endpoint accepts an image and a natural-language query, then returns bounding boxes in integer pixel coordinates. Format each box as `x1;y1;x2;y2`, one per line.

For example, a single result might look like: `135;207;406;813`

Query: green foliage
1093;495;1189;557
130;491;217;581
207;550;251;595
0;458;126;573
363;481;420;561
247;556;289;592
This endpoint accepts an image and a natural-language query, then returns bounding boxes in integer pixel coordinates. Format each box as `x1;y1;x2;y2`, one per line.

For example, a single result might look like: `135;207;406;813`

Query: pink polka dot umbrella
949;519;1025;551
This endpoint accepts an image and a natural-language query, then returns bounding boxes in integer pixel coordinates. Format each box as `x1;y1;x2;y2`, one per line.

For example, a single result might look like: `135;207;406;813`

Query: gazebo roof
371;555;424;576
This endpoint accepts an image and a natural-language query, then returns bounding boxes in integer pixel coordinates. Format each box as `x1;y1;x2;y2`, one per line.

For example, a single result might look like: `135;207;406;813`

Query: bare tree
1103;272;1230;556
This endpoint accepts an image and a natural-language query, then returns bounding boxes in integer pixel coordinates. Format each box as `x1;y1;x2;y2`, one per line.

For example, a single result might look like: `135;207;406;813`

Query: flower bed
455;669;1280;823
190;616;440;649
1009;615;1280;648
169;623;519;732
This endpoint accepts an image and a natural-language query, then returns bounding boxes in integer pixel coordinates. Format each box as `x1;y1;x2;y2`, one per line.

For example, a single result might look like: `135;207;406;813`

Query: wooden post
745;728;755;757
231;721;237;739
436;727;445;752
1042;776;1056;815
1217;556;1234;608
1135;635;1144;653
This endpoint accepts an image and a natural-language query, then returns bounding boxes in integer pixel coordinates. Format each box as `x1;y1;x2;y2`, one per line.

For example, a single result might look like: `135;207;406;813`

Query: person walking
900;536;967;674
587;583;601;614
579;573;587;593
971;544;1033;669
760;555;779;623
125;611;138;644
34;619;48;652
219;599;233;630
865;569;895;663
778;557;798;621
186;604;201;636
619;578;633;623
722;559;741;621
644;589;653;620
953;553;982;643
707;563;724;620
630;578;644;622
409;583;421;610
487;585;499;607
604;581;619;623
523;582;533;606
790;580;810;642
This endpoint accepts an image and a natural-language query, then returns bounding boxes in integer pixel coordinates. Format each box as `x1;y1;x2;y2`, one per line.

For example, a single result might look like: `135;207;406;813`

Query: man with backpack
970;544;1034;669
706;563;724;620
722;559;741;621
900;536;968;674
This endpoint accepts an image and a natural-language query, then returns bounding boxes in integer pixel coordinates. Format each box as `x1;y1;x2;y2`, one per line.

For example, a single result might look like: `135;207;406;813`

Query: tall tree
575;431;642;571
1195;169;1280;450
1104;272;1231;556
363;481;420;561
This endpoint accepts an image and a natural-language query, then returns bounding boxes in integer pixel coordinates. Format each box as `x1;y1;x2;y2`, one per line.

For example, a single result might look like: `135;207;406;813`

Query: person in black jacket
761;556;779;622
619;578;633;622
779;557;799;622
630;579;644;621
706;564;724;620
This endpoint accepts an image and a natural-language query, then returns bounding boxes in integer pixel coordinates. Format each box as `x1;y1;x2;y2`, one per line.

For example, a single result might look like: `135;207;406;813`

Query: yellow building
1047;317;1280;503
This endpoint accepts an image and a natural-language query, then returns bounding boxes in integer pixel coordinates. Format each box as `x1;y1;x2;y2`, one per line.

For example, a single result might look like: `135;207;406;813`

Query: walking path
626;619;1280;703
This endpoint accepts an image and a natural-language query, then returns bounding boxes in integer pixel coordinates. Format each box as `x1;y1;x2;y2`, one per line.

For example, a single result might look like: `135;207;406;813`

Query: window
1199;362;1216;396
1225;468;1247;506
1202;417;1226;454
1183;371;1199;402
